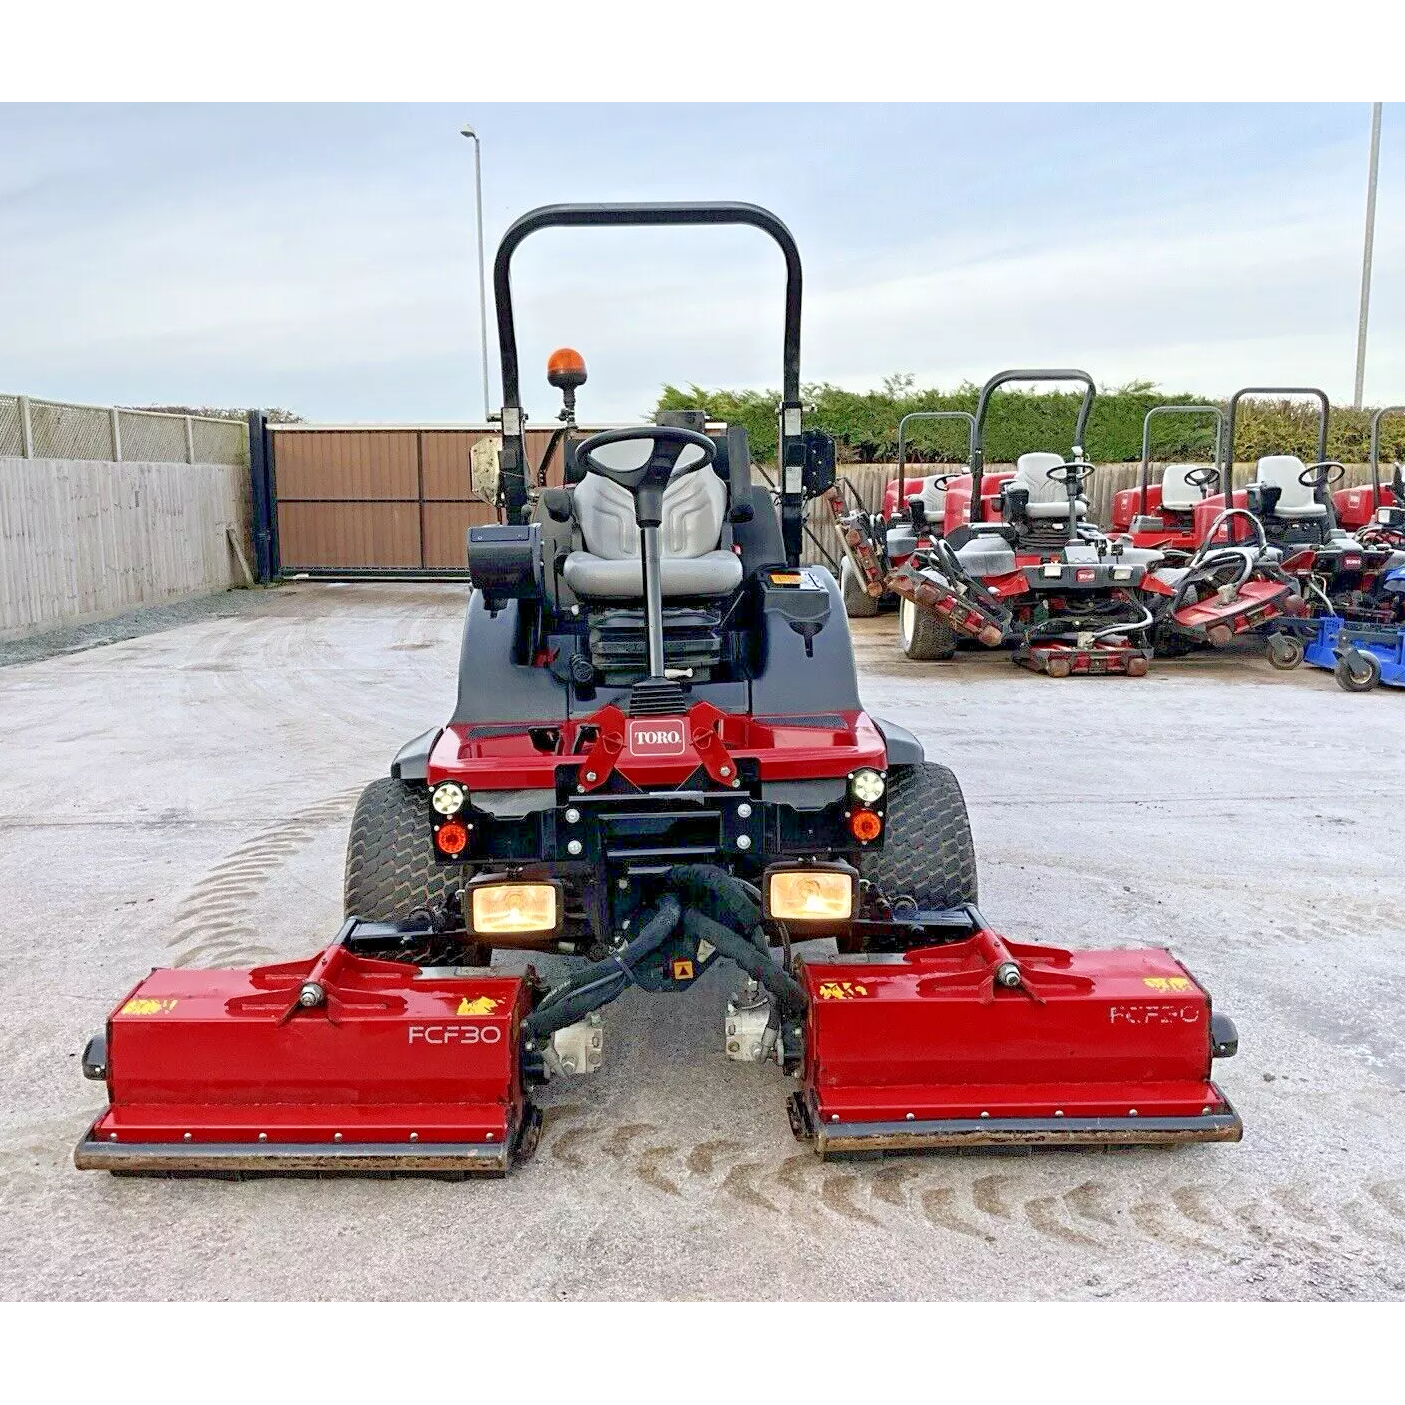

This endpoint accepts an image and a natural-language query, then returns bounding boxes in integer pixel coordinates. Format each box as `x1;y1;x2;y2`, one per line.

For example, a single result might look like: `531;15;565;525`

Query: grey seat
1253;456;1326;520
1011;452;1088;520
1160;463;1211;512
562;464;744;600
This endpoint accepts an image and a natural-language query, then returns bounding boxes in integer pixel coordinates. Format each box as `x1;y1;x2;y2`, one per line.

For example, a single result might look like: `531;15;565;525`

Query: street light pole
1354;102;1384;410
461;126;491;421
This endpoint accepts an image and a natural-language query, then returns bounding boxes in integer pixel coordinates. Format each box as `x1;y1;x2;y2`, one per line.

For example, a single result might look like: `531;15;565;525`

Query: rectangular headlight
765;865;855;922
468;880;559;936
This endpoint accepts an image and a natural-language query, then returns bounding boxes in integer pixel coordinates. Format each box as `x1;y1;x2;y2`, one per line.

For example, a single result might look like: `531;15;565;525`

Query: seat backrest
914;475;948;517
573;465;728;560
1013;452;1085;519
1161;463;1210;512
1254;455;1321;515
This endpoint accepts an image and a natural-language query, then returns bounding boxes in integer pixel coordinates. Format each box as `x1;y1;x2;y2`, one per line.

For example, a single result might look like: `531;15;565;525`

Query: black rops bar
1368;405;1405;509
968;370;1096;525
1222;387;1330;500
1138;404;1225;518
490;202;805;529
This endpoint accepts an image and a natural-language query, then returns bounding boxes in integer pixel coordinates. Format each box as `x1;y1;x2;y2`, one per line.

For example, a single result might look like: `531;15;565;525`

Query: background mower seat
1011;451;1088;520
912;474;950;519
562;463;744;599
1160;463;1212;512
1253;456;1327;520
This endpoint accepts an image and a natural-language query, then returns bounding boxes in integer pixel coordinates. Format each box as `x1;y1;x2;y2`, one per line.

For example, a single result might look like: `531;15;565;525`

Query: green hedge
655;379;1405;467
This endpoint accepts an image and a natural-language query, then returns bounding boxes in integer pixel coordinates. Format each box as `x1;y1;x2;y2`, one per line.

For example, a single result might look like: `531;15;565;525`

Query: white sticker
696;939;716;964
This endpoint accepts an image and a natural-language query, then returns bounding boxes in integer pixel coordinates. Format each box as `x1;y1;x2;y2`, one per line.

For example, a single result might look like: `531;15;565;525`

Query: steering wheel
1298;460;1346;489
925;470;965;491
1185;465;1220;493
575;426;716;527
1191;507;1267;561
1046;462;1095;490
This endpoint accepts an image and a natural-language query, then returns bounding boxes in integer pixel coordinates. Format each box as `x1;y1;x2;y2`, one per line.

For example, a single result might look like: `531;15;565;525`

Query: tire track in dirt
535;1118;1405;1269
164;787;362;967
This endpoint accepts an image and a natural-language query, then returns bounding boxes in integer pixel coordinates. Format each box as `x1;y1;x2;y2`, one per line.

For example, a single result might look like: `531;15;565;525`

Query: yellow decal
817;980;871;1001
456;996;501;1016
1142;977;1192;992
121;997;179;1016
671;959;695;981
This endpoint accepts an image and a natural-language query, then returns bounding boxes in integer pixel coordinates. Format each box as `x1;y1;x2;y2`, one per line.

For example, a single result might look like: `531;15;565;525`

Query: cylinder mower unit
75;202;1242;1179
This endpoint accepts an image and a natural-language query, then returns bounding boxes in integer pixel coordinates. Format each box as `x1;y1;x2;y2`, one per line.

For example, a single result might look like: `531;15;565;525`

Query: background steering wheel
1298;460;1346;489
574;426;716;526
1046;462;1095;489
924;470;965;490
1185;465;1220;493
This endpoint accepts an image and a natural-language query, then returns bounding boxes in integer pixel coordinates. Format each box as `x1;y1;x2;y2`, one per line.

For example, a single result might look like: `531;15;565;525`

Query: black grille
628;678;690;716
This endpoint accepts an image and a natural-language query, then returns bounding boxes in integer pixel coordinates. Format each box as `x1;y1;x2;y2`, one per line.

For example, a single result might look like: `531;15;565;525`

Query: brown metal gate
268;425;574;576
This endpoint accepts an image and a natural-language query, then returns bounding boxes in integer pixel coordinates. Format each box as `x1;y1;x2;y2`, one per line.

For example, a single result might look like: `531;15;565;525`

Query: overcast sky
1;103;1399;425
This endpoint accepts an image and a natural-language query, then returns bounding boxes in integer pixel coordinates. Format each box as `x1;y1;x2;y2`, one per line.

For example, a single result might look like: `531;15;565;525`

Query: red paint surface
91;952;528;1146
802;935;1228;1123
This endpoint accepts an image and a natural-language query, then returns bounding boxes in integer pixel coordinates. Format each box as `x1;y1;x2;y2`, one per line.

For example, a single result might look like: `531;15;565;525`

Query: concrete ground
2;583;1403;1301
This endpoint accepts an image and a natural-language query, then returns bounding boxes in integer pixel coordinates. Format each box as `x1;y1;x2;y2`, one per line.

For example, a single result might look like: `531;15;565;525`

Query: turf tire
899;595;957;661
861;761;977;911
1334;649;1380;693
841;557;880;618
344;776;465;920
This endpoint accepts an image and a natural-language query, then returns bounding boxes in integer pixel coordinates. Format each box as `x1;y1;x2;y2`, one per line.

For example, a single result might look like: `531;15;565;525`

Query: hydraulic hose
666;865;765;947
524;894;680;1040
682;909;809;1019
524;866;805;1043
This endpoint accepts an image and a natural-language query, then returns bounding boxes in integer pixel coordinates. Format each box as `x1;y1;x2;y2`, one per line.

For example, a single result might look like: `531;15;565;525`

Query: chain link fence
0;393;248;466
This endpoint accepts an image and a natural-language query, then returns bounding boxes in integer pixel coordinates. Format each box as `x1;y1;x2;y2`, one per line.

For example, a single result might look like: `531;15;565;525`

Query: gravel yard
2;582;1402;1300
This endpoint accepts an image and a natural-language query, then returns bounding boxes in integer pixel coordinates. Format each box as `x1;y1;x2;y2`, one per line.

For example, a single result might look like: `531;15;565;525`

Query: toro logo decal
627;719;687;757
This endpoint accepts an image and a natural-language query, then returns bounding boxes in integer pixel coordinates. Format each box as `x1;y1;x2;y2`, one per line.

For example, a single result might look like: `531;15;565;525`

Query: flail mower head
77;203;1240;1178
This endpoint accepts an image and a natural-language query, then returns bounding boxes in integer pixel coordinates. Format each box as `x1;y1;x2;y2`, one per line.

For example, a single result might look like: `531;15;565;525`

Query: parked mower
75;202;1240;1178
1111;404;1225;555
1217;387;1402;616
1269;565;1405;691
828;410;977;619
889;369;1159;674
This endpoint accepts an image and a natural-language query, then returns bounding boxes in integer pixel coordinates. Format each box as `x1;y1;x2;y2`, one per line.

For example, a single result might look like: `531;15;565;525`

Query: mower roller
76;201;1240;1177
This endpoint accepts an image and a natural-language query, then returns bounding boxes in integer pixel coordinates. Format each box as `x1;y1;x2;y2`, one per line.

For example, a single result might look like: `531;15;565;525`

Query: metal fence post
247;410;276;583
18;396;33;457
185;415;196;464
110;407;123;462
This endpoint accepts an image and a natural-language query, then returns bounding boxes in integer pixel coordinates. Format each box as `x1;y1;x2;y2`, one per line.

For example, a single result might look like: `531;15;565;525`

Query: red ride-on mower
1141;508;1301;655
1217;387;1399;615
75;203;1240;1176
1111;404;1226;553
890;369;1159;674
827;410;977;620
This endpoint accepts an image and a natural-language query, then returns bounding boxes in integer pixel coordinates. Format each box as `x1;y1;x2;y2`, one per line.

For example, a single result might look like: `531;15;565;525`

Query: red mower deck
75;935;534;1177
794;932;1240;1156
